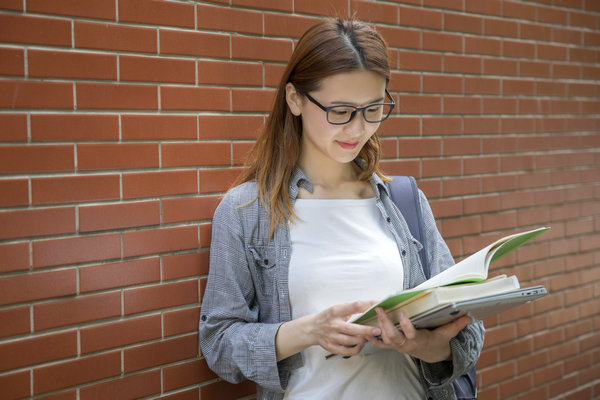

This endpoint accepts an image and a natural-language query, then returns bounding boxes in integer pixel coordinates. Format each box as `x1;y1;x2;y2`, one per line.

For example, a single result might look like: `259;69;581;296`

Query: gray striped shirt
199;166;484;400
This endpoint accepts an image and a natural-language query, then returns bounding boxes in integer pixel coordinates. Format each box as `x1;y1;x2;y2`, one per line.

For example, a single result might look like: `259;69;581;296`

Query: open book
349;227;549;327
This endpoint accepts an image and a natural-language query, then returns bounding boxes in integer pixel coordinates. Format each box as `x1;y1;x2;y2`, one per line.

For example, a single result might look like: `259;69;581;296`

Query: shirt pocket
247;245;277;297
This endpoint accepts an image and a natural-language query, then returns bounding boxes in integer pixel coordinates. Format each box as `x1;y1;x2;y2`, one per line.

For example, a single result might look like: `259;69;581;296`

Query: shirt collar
288;160;389;201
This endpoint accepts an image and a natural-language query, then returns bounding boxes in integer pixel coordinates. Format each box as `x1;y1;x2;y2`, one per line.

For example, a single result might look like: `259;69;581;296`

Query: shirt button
201;315;207;322
402;250;407;256
264;259;269;265
386;217;391;223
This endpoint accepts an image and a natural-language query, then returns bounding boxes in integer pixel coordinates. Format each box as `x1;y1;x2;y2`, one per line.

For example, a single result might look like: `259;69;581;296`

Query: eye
330;107;352;115
366;105;382;113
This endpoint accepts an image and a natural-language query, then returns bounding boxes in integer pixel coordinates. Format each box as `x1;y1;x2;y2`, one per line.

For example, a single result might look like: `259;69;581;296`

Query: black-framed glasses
304;89;395;125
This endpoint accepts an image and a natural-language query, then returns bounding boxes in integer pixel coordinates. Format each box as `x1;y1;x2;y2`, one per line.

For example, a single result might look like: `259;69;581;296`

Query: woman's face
287;70;387;167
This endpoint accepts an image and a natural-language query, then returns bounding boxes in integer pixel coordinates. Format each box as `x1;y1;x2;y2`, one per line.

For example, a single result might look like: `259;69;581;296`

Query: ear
285;82;303;116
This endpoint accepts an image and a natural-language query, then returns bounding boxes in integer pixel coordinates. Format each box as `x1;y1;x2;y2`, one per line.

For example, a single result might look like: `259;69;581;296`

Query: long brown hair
236;18;392;237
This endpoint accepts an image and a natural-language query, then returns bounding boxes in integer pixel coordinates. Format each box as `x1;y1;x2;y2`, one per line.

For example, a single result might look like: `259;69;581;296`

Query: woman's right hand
308;301;382;356
276;300;381;361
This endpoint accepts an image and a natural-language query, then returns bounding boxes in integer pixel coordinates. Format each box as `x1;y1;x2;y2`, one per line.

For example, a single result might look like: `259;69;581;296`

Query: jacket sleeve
414;189;485;389
198;191;287;393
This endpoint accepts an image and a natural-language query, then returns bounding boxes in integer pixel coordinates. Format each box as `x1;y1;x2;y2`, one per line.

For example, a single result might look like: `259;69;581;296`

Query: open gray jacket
199;166;485;400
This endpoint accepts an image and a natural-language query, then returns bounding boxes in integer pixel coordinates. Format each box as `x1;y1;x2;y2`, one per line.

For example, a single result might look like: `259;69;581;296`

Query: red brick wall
0;1;599;399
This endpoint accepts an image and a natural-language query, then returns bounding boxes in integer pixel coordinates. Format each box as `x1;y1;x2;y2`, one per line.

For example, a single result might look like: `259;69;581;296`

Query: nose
344;110;368;134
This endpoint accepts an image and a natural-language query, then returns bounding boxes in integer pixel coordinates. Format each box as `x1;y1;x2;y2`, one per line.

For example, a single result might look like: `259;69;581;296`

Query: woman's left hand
366;307;471;363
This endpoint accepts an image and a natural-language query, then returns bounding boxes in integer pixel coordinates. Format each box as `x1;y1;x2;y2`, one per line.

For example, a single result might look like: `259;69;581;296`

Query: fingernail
372;328;381;336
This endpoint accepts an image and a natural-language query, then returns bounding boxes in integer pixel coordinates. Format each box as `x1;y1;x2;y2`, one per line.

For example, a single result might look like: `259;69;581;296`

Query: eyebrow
330;96;385;106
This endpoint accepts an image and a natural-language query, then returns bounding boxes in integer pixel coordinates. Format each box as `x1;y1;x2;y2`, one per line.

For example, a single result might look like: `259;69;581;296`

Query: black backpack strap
388;176;429;278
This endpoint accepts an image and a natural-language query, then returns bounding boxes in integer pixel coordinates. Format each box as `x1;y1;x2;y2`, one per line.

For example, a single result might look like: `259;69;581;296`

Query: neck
297;153;358;189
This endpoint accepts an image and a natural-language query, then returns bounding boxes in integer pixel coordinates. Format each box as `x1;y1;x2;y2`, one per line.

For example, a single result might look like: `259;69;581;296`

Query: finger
434;315;472;339
397;311;417;340
331;301;378;319
327;342;365;357
376;307;403;344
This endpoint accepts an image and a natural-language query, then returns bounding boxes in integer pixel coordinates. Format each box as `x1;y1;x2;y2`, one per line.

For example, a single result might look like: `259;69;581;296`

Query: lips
336;140;359;150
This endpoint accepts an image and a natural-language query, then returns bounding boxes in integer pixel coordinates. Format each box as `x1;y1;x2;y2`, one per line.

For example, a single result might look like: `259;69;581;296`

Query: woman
199;18;484;400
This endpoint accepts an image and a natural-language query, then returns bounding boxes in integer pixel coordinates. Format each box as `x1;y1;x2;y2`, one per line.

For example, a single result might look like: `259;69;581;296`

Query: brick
34;351;121;395
0;268;76;307
161;388;199;400
161;86;229;111
521;60;552;78
200;379;256;400
503;39;535;59
399;94;442;114
80;315;161;354
80;258;160;293
79;201;160;232
466;0;502;15
162;142;230;168
264;12;321;38
484;97;517;114
463;194;500;215
198;60;263;86
553;26;582;45
399;51;442;72
0;13;71;47
74;21;157;53
0;113;27;142
29;49;117;80
399;5;442;29
198;115;264;140
553;63;581;79
0;0;23;10
521;22;553;42
78;143;159;170
537;81;567;97
0;370;30;399
33;233;121;269
0;179;28;207
517;349;549;374
123;280;198;315
233;0;292;11
0;330;76;372
464;117;500;134
31;114;119;141
163;359;216;392
0;145;74;174
77;82;157;110
124;334;198;373
464;155;499;175
504;1;536;21
197;3;262;34
232;88;276;112
0;303;29;340
80;370;161;400
34;292;121;331
422;117;462;135
0;80;73;109
0;242;29;273
499;374;532;398
351;0;397;24
444;96;481;114
537;43;568;61
501;117;535;133
423;75;462;94
422;158;462;178
442;176;480;197
466;37;502;56
294;0;349;16
444;12;482;34
123;226;198;258
444;137;481;155
162;251;209;280
119;0;194;28
484;18;519;38
502;154;534;172
164;307;201;337
27;0;115;20
534;362;564;386
444;54;482;74
232;36;294;62
570;10;597;29
441;216;481;237
484;58;518;76
377;26;421;49
378;116;420;137
389;72;421;93
120;55;195;84
32;174;120;205
121;114;197;140
123;170;197;199
568;82;597;97
160;29;229;58
0;47;24;76
465;77;500;95
0;207;76;241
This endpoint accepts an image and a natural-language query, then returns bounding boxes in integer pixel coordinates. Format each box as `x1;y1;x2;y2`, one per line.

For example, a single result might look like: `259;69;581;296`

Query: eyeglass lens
327;104;393;124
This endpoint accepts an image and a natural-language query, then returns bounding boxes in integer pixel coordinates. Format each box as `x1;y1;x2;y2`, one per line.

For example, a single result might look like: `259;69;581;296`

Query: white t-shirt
285;198;425;400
